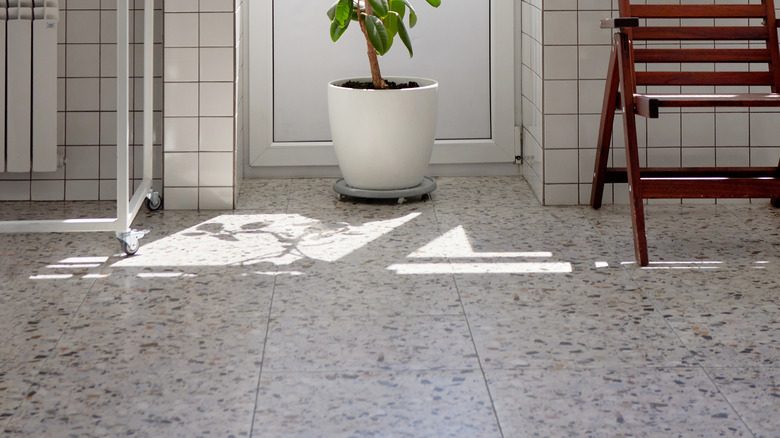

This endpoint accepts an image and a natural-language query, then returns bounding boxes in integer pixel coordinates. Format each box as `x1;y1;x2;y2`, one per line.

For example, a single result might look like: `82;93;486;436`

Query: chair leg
591;46;620;209
615;32;649;267
773;157;780;208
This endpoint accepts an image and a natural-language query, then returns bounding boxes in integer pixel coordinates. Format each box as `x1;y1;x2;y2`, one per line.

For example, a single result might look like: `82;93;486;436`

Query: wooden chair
591;0;780;266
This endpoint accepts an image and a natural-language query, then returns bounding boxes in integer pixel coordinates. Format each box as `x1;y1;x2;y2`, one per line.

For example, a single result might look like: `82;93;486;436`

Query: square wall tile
544;183;579;205
164;83;199;117
199;82;234;117
681;113;715;147
164;117;199;152
163;187;199;210
682;147;716;167
165;13;199;47
0;181;31;201
199;187;234;210
750;113;780;146
647;114;681;147
579;45;611;80
200;47;234;82
66;44;100;77
66;112;100;145
200;12;234;47
544;149;579;184
578;11;612;45
200;117;234;151
165;0;199;12
65;180;99;201
200;0;235;12
66;11;100;43
198;152;234;186
31;180;65;201
164;152;199;187
164;47;199;82
544;115;578;149
544;46;578;80
715;113;749;147
543;80;577;114
543;12;577;45
65;146;100;179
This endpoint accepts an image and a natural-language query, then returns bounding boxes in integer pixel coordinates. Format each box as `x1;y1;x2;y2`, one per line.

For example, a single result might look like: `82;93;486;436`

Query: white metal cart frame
0;0;160;255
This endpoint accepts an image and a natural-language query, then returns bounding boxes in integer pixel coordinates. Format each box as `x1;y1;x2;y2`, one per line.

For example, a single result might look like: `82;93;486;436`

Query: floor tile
488;367;753;437
263;315;478;372
254;370;500;438
708;366;780;437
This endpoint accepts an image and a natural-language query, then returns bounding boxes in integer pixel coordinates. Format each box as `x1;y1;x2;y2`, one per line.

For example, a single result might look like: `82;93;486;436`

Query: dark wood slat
604;167;780;183
635;71;774;86
634;48;771;63
634;93;780;117
632;27;768;40
641;178;780;199
630;4;766;18
601;17;640;29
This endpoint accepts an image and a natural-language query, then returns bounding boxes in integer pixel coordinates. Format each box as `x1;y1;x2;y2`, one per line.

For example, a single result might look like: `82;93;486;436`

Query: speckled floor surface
1;176;779;437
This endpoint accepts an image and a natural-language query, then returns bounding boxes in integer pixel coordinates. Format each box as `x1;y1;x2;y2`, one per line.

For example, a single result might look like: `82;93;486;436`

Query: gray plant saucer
333;176;436;204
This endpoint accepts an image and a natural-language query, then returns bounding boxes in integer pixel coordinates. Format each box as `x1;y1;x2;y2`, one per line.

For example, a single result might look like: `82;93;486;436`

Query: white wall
0;2;163;202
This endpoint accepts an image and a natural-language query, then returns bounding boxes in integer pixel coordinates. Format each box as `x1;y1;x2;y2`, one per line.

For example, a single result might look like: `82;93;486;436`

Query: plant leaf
364;15;389;55
385;10;398;38
330;17;350;42
367;0;389;18
389;1;406;21
392;0;418;28
425;0;441;7
396;16;413;57
333;0;353;26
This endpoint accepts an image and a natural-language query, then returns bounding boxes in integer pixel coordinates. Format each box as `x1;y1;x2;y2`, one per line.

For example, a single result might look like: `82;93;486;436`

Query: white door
248;0;515;168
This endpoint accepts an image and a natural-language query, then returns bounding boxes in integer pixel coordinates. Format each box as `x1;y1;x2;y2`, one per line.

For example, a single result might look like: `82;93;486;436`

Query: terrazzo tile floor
1;176;779;437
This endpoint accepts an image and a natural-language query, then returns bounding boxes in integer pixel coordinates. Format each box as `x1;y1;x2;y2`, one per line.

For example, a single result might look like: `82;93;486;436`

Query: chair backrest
618;0;780;93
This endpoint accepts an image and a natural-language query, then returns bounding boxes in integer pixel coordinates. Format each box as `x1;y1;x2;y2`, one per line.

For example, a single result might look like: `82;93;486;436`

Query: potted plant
327;0;441;197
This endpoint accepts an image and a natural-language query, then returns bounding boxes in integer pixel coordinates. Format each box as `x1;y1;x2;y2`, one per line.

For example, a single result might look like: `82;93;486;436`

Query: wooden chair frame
591;0;780;266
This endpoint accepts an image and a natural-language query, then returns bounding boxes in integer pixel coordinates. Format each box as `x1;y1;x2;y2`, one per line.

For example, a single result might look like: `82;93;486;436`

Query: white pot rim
329;77;438;91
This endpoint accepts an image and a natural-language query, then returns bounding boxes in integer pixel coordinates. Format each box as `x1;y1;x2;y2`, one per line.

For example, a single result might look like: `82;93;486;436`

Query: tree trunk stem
360;3;388;89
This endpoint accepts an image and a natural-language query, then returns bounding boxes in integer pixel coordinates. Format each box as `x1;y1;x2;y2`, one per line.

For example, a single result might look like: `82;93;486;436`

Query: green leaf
396;17;413;57
333;0;353;26
330;17;350;42
425;0;441;7
367;0;389;18
364;15;389;55
389;0;406;19
392;0;418;28
385;10;398;38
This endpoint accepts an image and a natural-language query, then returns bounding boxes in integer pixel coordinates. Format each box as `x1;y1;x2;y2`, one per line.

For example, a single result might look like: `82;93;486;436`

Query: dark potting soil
339;80;420;90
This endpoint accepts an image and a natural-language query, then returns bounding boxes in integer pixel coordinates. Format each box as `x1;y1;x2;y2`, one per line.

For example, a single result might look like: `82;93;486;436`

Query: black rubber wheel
771;197;780;208
146;195;162;211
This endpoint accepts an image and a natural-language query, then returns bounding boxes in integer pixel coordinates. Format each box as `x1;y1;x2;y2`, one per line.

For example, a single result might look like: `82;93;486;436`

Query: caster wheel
146;194;162;211
123;240;139;255
772;197;780;208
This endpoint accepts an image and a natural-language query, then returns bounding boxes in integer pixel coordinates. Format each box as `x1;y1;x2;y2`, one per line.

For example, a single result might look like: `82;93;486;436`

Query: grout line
430;195;506;438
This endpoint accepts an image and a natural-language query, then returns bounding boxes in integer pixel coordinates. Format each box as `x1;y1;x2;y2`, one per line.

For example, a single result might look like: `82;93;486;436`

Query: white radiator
1;0;58;173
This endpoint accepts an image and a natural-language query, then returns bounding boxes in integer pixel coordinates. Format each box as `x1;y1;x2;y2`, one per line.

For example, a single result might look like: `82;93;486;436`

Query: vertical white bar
6;5;32;172
143;0;153;181
116;0;130;229
31;9;57;172
0;7;6;172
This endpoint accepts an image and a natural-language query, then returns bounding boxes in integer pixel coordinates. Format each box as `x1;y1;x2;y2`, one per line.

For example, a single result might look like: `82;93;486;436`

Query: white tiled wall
0;1;164;201
163;0;238;210
527;0;780;205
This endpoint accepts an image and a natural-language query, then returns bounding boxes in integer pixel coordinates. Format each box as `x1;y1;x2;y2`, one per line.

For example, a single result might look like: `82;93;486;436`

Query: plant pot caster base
333;176;437;204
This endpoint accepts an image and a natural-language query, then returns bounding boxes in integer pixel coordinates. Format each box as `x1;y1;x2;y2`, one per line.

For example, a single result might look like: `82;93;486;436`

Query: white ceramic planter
328;77;439;190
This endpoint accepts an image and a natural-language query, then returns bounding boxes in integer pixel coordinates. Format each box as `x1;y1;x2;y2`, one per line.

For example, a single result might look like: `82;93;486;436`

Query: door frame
248;0;516;168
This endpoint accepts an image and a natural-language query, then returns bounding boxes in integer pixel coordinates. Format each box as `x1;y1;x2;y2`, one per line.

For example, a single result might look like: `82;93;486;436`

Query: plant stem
360;2;388;89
